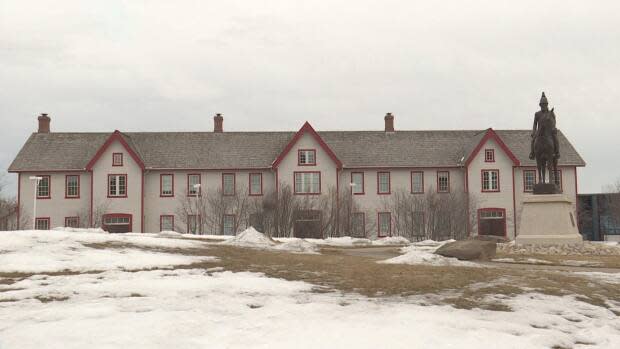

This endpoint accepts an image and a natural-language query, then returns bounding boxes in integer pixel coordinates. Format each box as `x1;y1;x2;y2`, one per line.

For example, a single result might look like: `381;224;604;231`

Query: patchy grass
494;252;620;268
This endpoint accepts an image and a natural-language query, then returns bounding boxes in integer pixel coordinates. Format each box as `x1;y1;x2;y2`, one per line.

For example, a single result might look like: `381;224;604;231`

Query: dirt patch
34;295;70;303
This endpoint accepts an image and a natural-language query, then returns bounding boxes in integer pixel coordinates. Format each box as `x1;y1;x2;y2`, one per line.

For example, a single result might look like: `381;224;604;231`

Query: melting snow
379;239;478;267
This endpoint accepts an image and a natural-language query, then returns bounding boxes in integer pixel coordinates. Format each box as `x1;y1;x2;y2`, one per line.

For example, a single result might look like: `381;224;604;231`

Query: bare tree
75;200;110;228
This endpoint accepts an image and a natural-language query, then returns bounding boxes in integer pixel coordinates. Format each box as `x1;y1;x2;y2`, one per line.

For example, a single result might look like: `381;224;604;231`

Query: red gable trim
465;128;520;167
86;130;145;170
272;121;342;169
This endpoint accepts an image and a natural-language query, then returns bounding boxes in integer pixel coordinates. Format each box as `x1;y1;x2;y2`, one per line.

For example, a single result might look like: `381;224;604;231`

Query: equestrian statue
530;92;561;193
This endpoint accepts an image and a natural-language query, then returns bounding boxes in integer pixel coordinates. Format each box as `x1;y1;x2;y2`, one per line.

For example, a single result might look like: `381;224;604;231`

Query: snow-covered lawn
1;230;620;348
379;239;481;267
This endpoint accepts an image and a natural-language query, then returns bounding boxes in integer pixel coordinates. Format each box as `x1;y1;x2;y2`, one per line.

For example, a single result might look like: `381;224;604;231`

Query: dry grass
495;252;620;268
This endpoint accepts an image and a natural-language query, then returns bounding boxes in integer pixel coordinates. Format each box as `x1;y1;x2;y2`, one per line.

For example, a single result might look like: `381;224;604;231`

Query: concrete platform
516;194;583;245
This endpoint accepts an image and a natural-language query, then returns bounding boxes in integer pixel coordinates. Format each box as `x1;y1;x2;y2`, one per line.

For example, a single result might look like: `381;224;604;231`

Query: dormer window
298;149;316;166
484;149;495;162
112;153;123;166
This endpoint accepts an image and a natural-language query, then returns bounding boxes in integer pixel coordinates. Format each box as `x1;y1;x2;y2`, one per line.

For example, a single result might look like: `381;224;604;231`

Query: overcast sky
1;0;619;196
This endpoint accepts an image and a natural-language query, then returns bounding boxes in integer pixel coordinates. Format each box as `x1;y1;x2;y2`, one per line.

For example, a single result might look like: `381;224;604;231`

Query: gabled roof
8;128;586;172
464;128;520;167
85;130;145;170
272;122;342;169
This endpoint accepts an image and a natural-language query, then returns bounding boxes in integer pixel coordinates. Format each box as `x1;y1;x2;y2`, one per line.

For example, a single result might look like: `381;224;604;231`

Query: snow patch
274;239;319;254
373;236;410;245
380;239;478;267
221;227;276;248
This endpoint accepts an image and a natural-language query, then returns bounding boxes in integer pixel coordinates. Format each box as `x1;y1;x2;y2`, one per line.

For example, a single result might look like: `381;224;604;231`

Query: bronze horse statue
533;108;559;186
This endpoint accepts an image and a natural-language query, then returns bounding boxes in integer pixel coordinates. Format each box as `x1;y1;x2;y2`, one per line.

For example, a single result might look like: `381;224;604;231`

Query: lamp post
29;176;42;230
193;183;201;234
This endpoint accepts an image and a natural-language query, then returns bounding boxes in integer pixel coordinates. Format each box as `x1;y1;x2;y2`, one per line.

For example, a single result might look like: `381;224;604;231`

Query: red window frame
222;173;236;196
102;213;132;232
484;149;495;162
187;214;201;234
107;174;128;198
377;212;391;237
523;169;536;193
351;172;365;195
187;173;201;197
64;216;79;228
411;171;424;194
65;174;80;199
351;212;366;238
437;171;450;193
293;171;322;195
36;175;51;199
481;169;500;192
112;152;123;166
222;214;236;235
248;173;263;196
160;173;174;197
377;172;391;195
160;215;175;232
297;149;317;166
35;217;50;230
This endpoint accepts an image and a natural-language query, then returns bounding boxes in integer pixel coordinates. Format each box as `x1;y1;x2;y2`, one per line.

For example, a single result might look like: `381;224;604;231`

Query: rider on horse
529;92;560;161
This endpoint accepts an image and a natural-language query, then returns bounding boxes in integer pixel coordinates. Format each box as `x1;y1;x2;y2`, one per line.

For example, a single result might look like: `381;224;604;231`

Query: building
578;193;620;241
8;113;585;239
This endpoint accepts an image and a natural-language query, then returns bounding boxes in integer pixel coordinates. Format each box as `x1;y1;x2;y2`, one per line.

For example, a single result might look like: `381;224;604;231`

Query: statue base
533;183;561;194
516;194;583;246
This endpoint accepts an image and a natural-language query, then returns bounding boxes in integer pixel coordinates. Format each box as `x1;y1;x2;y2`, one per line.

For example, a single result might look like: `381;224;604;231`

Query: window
523;170;536;192
553;170;563;189
437;171;450;193
222;173;235;196
351;212;365;238
187;174;201;196
108;174;127;197
36;175;50;199
377;172;390;194
351;172;364;194
294;172;321;194
187;215;200;234
298;149;316;166
378;212;391;237
223;214;235;235
35;218;50;230
65;217;79;228
160;174;174;197
160;215;174;232
112;153;123;166
411;171;424;194
481;170;500;192
484;149;495;162
65;175;80;198
249;173;263;196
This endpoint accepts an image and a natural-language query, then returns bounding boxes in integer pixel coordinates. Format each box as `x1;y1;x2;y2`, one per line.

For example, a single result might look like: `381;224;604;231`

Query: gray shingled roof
8;129;585;171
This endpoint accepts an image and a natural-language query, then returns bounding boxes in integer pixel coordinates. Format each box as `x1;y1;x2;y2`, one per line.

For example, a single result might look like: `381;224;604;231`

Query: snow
220;227;276;248
379;239;479;267
372;236;410;245
1;269;619;348
273;239;319;254
573;272;620;284
492;258;553;265
0;229;215;273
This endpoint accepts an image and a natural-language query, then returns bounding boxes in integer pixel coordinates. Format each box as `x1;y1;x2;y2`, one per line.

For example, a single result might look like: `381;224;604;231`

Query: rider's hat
539;92;548;106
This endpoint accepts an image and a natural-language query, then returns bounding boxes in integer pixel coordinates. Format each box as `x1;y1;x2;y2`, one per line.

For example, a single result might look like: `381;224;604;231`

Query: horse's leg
541;159;547;184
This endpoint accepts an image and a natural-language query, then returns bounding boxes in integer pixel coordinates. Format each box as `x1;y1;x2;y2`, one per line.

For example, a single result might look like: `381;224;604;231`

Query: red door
478;209;506;237
102;214;132;233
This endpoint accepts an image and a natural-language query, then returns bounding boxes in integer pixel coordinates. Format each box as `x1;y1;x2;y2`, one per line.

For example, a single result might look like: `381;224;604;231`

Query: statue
530;92;561;193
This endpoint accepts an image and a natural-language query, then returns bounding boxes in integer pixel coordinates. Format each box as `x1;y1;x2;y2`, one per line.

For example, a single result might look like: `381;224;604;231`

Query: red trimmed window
249;173;263;196
160;174;174;197
481;170;500;192
160;215;174;232
411;171;424;194
187;214;201;234
484;149;495;162
351;172;364;194
294;172;321;194
36;175;51;199
437;171;450;193
112;153;123;166
298;149;316;166
378;212;391;237
108;174;127;197
64;217;79;228
377;172;391;194
523;170;536;192
65;175;80;198
553;170;563;189
35;217;50;230
187;174;201;196
222;173;235;196
351;212;365;237
223;214;235;235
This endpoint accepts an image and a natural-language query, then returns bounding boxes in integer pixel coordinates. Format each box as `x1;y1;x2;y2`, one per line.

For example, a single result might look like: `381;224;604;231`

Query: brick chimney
384;112;394;132
213;113;223;133
37;113;51;133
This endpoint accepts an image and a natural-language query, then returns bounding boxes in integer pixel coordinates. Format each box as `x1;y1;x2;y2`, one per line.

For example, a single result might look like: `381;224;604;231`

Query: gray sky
1;0;619;196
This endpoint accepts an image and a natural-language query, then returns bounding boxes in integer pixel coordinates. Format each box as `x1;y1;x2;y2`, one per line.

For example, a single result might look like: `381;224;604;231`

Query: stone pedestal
516;194;583;245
